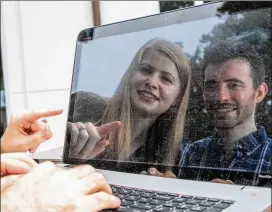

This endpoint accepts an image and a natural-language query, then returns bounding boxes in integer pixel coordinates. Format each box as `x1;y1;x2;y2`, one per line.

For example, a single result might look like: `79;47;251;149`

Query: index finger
96;121;121;137
18;109;63;122
164;171;177;179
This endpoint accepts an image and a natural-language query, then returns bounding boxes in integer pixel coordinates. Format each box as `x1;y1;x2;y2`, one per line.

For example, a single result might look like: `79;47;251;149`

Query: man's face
203;59;259;129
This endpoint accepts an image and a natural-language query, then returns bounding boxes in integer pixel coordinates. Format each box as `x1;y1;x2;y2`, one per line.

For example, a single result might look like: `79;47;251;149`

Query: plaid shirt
179;126;272;186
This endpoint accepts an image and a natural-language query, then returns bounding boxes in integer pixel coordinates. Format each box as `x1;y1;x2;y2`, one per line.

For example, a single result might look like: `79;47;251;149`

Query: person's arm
1;109;63;153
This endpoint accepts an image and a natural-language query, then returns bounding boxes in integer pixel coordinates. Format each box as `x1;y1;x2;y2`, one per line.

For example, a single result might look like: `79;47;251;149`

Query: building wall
1;1;160;152
1;1;93;152
100;1;160;25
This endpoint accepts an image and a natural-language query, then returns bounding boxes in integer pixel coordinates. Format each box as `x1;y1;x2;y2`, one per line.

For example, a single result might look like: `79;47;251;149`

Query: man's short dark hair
202;41;266;88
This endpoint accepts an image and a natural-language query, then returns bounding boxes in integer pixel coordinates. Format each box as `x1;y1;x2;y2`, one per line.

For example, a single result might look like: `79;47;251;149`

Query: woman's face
130;50;181;117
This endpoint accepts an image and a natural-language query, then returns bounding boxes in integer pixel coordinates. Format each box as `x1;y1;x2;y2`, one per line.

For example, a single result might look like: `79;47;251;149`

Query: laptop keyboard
106;184;235;212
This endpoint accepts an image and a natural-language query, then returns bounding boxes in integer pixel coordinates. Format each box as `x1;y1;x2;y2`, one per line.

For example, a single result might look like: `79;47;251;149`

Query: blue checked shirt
179;126;272;186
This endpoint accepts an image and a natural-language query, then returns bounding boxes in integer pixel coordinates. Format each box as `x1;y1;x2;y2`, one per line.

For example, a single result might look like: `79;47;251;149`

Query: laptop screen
63;2;272;188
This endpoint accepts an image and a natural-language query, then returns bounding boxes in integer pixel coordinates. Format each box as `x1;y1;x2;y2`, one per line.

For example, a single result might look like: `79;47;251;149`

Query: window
159;1;194;13
159;1;214;13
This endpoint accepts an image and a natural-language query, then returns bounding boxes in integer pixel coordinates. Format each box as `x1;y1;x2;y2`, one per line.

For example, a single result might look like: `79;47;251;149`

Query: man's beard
206;100;256;130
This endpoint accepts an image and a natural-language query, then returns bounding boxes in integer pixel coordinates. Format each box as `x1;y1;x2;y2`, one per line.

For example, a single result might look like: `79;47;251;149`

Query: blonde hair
97;38;191;167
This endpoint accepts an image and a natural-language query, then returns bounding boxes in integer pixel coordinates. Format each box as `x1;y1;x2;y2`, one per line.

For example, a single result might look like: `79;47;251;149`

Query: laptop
33;2;272;211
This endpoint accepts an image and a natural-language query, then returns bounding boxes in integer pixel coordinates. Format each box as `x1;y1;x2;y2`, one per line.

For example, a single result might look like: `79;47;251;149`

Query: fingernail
150;168;156;175
41;118;48;123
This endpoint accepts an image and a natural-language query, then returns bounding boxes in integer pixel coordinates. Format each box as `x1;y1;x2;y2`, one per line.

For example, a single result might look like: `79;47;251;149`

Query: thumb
1;175;22;193
23;131;52;150
163;171;177;179
148;168;164;177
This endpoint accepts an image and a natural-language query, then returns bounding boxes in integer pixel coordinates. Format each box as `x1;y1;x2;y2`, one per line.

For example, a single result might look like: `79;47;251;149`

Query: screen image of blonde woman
64;4;271;187
67;38;191;168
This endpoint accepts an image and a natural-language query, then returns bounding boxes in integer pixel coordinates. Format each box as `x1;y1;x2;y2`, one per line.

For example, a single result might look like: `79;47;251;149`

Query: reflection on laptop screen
63;2;272;188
